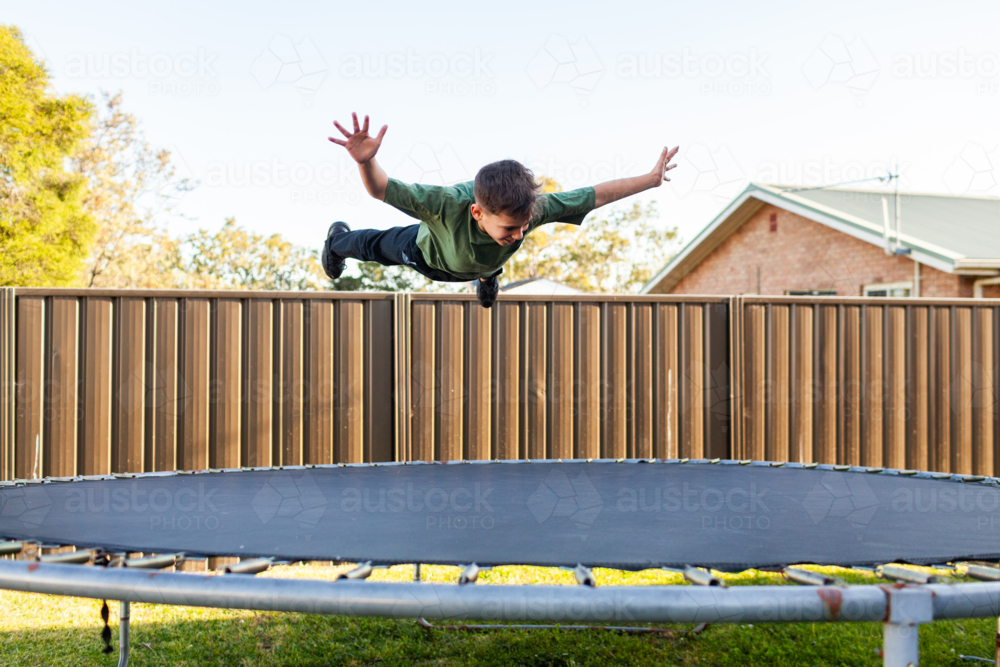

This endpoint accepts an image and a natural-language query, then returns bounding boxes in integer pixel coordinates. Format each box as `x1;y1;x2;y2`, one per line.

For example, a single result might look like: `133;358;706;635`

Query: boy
323;113;679;307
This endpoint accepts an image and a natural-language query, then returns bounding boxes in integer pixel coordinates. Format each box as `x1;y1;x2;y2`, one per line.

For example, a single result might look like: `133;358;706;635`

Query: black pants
328;224;500;283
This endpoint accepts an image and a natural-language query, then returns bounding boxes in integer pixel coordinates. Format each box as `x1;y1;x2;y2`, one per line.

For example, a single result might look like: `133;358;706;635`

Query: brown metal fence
731;296;1000;475
0;289;731;479
3;289;995;479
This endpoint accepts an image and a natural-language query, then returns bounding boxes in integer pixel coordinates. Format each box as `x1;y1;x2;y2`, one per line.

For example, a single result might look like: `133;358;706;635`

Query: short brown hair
474;160;540;223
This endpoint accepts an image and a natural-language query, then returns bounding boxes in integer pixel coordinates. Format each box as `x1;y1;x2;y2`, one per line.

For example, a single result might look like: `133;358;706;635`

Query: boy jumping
322;113;679;308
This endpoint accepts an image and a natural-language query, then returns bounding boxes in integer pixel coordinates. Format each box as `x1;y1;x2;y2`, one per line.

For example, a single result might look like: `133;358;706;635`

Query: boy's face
471;203;529;246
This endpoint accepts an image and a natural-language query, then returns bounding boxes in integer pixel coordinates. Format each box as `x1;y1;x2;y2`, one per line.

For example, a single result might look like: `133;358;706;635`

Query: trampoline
3;458;1000;667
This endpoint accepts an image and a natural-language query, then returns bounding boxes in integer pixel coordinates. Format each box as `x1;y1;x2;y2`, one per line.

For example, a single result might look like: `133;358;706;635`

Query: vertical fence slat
336;301;364;463
464;304;491;460
768;306;790;462
546;304;573;460
80;298;112;476
704;303;730;460
655;305;679;459
744;305;765;461
906;307;929;471
149;299;178;472
934;308;952;472
526;303;547;460
884;306;906;469
210;299;241;469
575;303;600;459
632;304;653;459
791;305;813;463
280;301;303;466
305;300;334;465
973;307;994;475
45;298;79;478
242;300;272;468
15;299;44;480
994;306;1000;479
411;301;436;462
814;306;837;464
953;308;973;474
494;302;520;459
433;302;463;462
603;304;627;459
840;306;861;466
0;290;13;481
112;298;145;473
860;307;883;467
178;299;210;471
367;299;395;463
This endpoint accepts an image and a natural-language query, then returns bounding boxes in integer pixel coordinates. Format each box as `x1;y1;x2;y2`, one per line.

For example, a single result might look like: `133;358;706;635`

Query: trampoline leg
882;622;919;667
881;586;932;667
117;600;130;667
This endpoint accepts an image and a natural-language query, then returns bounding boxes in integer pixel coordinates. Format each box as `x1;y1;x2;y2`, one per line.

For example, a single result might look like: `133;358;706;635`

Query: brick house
641;183;1000;298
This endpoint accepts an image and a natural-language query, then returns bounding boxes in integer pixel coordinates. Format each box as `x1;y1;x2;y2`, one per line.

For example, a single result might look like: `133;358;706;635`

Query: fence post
0;288;14;481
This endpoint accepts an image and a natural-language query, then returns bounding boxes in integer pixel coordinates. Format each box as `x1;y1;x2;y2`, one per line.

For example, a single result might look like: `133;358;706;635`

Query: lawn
0;563;995;666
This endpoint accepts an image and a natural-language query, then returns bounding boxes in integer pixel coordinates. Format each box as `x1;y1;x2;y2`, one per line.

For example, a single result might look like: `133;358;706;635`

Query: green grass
1;563;996;666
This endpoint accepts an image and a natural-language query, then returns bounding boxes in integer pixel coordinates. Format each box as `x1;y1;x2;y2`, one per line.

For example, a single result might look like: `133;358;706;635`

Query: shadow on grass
0;611;996;666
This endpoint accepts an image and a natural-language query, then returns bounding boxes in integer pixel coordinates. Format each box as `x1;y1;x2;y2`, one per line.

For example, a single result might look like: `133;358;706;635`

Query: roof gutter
973;276;1000;298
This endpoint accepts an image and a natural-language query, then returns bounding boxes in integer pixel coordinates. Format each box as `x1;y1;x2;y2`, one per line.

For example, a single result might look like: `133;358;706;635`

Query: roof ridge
754;181;1000;201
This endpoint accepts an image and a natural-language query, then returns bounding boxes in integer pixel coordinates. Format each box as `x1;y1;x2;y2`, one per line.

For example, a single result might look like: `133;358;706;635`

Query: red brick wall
658;204;970;297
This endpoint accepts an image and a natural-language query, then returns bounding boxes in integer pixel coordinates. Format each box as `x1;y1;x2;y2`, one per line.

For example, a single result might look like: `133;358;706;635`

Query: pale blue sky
5;0;999;250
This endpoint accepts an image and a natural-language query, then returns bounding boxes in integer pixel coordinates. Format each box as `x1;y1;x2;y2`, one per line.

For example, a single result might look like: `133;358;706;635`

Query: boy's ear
470;203;484;221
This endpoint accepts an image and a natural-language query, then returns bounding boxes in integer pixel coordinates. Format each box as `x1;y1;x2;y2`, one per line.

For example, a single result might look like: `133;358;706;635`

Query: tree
178;218;327;290
75;92;194;287
0;25;95;286
331;261;432;292
504;177;679;293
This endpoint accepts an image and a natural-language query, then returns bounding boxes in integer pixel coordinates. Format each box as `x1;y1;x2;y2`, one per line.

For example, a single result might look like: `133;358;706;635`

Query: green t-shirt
383;178;596;280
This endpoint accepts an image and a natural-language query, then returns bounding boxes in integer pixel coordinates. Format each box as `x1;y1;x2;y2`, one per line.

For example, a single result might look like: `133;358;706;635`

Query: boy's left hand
650;146;679;186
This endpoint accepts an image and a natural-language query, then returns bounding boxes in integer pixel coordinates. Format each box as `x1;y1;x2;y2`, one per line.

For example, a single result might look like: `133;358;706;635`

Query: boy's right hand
328;112;387;164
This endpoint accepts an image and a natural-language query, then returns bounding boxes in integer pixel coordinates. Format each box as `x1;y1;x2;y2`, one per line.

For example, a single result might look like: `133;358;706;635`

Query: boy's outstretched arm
328;112;389;200
592;146;679;209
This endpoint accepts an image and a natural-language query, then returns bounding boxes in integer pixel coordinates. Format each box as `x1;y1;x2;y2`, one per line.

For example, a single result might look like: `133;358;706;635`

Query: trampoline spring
684;566;726;587
458;563;480;585
338;561;374;581
39;549;95;565
573;564;596;587
0;541;22;556
123;553;182;569
783;567;840;586
878;564;950;585
964;564;1000;581
220;558;273;575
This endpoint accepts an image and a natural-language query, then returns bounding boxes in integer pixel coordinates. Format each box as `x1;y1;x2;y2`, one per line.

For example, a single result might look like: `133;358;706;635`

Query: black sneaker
476;274;499;308
321;222;351;280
